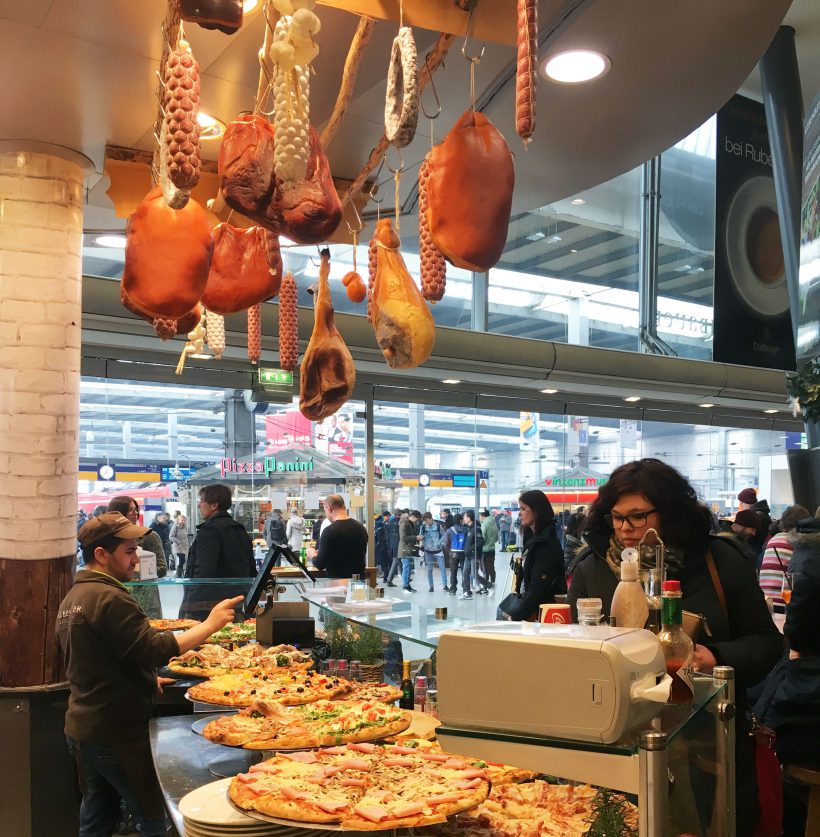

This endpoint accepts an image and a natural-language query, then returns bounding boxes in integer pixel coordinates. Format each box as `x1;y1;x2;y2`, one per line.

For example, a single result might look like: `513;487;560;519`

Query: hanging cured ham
201;224;282;315
370;218;435;369
122;186;213;319
120;286;202;340
278;127;342;244
425;110;514;272
218;114;279;230
299;249;355;421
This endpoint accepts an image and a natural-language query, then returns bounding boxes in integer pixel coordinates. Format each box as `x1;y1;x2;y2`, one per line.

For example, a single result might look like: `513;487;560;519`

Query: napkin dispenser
437;623;670;744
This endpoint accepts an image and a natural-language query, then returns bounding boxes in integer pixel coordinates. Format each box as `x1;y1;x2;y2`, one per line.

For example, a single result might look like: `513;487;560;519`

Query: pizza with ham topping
228;742;490;830
168;642;313;677
203;699;412;749
187;669;353;707
149;618;200;631
424;780;638;837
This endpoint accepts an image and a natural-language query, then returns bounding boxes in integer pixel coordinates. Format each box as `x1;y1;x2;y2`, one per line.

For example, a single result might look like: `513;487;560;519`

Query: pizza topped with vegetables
203;698;411;750
187;669;354;707
149;618;200;631
168;643;312;677
228;741;491;830
204;619;256;645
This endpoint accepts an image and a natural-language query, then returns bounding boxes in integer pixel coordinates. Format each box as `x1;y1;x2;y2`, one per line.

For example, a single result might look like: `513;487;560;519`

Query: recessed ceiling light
570;248;578;253
546;235;562;244
542;50;611;84
94;234;126;248
624;396;641;402
526;231;546;242
763;409;778;414
699;403;714;408
540;388;558;394
243;0;259;10
442;379;461;385
189;353;213;360
197;111;226;140
571;198;585;205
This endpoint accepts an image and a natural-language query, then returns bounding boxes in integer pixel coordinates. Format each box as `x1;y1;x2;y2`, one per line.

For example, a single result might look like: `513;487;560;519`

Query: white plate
184;817;304;836
179;778;261;826
724;175;789;317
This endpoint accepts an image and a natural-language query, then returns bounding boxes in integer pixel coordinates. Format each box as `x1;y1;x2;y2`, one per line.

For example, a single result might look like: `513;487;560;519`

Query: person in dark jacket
737;487;772;565
569;459;782;837
563;511;586;572
181;484;255;619
445;514;467;596
384;509;402;587
263;509;287;565
374;511;392;582
59;513;240;837
398;510;419;592
462;510;485;598
498;490;565;620
440;508;455;532
149;512;173;571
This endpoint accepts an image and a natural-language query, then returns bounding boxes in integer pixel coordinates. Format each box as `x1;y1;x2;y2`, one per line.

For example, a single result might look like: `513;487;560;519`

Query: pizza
425;780;638;837
168;643;313;677
203;698;412;749
228;741;490;830
204;619;256;645
187;670;354;707
149;618;199;631
347;682;403;705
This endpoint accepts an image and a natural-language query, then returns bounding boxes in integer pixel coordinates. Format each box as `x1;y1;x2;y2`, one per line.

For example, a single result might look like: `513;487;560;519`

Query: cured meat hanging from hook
367;231;378;322
299;249;356;420
426;110;514;272
384;26;419;148
179;0;244;34
163;40;202;192
248;304;262;364
278;271;299;372
205;309;226;359
122;186;213;320
202;225;282;314
371;218;435;369
515;0;537;143
418;155;446;303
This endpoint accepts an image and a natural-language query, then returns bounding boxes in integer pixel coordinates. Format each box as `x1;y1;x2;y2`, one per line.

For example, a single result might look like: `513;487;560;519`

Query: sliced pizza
187;670;352;707
204;619;257;645
169;642;312;677
149;618;200;631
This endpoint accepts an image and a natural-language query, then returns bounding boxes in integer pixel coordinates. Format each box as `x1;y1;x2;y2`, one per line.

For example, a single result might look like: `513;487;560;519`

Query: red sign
265;410;312;451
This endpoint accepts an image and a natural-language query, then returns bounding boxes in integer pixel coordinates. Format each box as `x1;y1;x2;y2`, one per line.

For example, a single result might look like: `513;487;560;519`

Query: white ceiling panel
0;20;38;105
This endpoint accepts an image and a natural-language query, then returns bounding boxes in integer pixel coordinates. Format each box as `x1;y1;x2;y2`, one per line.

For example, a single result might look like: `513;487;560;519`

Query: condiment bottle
576;597;603;625
399;660;414;710
414;675;428;713
609;550;649;629
658;580;694;704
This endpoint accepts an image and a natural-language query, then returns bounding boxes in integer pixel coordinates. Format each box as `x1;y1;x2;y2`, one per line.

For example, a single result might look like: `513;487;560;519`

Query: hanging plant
786;357;820;422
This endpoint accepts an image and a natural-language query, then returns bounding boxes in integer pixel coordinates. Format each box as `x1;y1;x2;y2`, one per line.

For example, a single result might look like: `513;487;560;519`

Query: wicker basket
358;661;386;683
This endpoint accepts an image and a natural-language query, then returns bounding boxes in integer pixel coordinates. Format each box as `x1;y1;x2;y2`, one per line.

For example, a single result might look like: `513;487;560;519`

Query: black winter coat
185;511;255;579
386;517;400;557
503;524;565;621
464;521;484;559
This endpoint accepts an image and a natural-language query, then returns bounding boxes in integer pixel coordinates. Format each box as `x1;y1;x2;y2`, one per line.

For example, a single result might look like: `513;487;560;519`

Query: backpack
450;528;466;552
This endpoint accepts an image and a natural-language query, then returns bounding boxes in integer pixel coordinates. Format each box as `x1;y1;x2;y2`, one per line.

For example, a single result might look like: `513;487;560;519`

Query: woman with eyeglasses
568;459;781;837
106;496;168;578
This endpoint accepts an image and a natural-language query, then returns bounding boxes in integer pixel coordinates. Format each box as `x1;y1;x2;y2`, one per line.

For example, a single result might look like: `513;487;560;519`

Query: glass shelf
302;595;474;651
438;675;725;757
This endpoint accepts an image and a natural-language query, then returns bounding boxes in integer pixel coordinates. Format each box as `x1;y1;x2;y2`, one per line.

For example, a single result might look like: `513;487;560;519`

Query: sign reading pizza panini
220;456;314;478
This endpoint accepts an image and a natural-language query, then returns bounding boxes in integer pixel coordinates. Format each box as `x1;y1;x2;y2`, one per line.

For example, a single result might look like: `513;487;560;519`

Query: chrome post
712;666;736;836
639;729;669;837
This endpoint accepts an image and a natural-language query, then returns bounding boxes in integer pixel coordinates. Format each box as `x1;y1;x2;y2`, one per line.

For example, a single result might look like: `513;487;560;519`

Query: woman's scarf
604;534;684;578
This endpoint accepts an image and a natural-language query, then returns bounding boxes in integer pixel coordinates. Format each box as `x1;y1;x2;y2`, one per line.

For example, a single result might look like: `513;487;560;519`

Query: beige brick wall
0;151;83;560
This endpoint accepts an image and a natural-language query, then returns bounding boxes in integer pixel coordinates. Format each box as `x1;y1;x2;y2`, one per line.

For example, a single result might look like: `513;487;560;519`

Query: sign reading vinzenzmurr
220;456;314;478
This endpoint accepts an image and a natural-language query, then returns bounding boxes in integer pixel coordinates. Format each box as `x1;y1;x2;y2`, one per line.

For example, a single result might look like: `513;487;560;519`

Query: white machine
437;622;670;745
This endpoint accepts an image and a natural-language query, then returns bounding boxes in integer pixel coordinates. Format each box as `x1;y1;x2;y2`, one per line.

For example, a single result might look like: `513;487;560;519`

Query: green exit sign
258;368;293;387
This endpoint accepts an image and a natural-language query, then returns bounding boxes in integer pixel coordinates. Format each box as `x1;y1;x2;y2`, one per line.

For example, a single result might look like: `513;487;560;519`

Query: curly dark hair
585;459;711;550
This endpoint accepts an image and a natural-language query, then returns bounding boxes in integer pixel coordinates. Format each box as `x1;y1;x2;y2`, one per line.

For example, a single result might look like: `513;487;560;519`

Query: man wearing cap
58;512;242;837
737;487;772;565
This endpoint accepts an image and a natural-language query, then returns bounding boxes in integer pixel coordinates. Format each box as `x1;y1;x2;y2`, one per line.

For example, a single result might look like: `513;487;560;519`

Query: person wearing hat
737;487;772;564
731;509;762;561
58;512;242;837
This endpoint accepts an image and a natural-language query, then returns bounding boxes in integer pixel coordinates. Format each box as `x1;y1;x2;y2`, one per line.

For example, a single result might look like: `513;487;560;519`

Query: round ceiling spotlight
197;111;227;140
541;50;611;84
94;234;126;248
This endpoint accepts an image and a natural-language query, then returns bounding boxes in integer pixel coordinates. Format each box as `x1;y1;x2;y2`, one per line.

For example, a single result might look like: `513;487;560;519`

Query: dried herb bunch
583;788;638;837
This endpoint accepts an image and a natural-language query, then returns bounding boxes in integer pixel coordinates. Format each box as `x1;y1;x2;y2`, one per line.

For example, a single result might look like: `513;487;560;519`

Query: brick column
0;146;88;687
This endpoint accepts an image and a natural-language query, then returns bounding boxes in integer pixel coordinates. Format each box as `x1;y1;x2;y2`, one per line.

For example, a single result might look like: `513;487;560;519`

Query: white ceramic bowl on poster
724;175;789;317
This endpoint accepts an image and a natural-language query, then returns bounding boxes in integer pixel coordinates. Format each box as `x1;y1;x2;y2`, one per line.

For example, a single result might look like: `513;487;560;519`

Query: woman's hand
693;644;717;675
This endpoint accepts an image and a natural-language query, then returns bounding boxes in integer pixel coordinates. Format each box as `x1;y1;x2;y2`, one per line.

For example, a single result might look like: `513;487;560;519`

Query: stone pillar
0;146;88;687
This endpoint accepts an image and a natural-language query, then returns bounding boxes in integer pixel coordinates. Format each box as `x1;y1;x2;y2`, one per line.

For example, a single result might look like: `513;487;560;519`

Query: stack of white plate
178;778;328;836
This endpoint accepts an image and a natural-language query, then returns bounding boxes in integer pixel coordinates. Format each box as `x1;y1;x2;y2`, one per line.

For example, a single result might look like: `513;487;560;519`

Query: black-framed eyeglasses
604;509;657;529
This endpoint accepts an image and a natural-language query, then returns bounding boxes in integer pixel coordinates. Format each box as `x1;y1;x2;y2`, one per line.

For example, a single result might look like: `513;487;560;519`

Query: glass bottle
399;660;414;710
644;569;662;634
576;597;603;625
658;580;694;704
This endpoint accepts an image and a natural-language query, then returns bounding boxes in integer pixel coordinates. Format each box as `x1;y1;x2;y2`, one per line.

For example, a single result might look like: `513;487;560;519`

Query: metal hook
345;199;364;236
420;53;442;120
460;4;486;63
385;145;405;174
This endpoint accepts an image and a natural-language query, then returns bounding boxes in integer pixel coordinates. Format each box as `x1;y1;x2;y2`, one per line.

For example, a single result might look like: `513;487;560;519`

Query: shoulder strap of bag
705;549;729;622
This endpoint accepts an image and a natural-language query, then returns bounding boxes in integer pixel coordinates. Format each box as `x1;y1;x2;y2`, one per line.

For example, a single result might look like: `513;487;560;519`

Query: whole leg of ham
371;218;435;369
299;249;355;421
218;114;280;231
279;127;342;245
202;224;282;314
426;110;514;272
122;186;213;319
